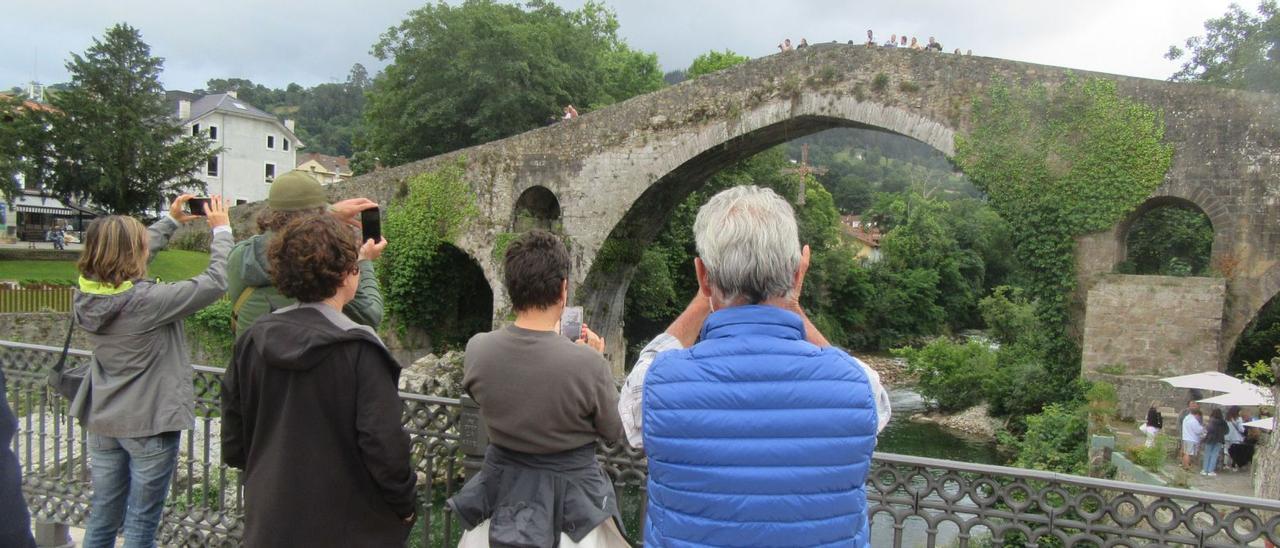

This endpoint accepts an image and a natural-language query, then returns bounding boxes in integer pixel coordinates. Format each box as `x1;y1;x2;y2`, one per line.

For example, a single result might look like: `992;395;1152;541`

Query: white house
172;91;302;205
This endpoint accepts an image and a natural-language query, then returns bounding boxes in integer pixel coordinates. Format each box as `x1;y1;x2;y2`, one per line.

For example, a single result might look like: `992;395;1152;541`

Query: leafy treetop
1166;1;1279;93
362;0;663;167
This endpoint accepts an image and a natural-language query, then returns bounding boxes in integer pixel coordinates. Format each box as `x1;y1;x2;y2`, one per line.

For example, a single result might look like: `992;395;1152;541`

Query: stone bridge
331;43;1280;374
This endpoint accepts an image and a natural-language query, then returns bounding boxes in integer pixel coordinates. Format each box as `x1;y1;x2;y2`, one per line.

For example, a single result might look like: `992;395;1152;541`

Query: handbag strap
52;311;75;373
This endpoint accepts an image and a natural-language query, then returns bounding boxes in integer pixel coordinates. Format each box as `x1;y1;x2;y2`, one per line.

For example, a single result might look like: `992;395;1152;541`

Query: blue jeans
83;432;181;548
1202;442;1222;473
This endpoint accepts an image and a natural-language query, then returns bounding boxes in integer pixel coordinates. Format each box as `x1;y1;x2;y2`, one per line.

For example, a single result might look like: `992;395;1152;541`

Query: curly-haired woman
74;195;232;548
221;214;415;547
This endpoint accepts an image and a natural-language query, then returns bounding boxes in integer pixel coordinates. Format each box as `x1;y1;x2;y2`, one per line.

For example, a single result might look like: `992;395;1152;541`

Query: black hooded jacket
221;304;416;547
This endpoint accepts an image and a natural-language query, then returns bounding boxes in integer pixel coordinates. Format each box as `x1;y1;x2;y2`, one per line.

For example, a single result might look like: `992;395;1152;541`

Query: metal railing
3;339;1279;547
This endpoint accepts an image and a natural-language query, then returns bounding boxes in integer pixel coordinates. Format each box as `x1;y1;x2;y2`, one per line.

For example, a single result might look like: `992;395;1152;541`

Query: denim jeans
83;432;181;548
1202;442;1222;473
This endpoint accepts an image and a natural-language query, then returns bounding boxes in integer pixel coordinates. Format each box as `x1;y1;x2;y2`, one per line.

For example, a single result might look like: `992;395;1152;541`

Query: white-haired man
620;185;890;547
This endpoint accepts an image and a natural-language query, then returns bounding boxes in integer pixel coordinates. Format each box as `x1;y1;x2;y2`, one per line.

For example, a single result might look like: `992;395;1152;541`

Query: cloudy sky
2;0;1240;93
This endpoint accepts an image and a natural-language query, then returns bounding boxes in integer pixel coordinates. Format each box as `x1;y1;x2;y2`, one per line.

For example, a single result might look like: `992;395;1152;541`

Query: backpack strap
230;286;257;333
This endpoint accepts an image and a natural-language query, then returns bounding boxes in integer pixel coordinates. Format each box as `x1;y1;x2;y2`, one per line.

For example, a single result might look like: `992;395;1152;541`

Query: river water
876;388;1003;464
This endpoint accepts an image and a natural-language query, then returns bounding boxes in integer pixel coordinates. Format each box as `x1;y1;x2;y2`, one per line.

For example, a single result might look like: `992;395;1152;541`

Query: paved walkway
1113;420;1260;497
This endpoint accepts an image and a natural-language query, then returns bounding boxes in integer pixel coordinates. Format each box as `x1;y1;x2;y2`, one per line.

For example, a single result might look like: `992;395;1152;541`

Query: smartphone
186;197;211;216
361;208;381;243
560;306;583;341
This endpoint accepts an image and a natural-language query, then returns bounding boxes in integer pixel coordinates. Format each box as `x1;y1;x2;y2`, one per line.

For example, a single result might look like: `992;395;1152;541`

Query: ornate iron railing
3;339;1278;547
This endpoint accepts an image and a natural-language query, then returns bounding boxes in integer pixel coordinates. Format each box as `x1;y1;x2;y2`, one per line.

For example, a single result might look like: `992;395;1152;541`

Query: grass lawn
0;250;211;285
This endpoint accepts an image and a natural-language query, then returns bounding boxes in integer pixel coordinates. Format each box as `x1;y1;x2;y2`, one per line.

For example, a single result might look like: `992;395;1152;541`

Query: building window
192;123;200;137
207;156;219;177
209;126;218;140
283;139;290;151
266;135;275;149
265;163;276;182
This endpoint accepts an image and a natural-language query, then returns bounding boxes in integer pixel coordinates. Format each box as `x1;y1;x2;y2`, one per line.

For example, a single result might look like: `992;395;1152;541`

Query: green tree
687;50;750;78
1166;1;1280;93
48;24;213;216
364;0;662;166
0;97;56;199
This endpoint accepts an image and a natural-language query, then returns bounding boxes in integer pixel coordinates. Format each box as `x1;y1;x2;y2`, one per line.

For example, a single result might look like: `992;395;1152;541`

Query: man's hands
577;324;605;353
331;198;378;228
359;237;388;262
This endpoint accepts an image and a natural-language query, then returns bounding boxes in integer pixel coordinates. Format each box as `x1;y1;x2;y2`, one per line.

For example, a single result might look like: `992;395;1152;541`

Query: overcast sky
1;0;1239;93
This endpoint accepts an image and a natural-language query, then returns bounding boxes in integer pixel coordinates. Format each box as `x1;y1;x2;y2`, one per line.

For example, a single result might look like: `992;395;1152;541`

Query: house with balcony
171;91;302;205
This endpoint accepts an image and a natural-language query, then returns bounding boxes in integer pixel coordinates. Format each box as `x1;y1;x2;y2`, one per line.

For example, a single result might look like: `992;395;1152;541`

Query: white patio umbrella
1159;371;1255;394
1197;387;1274;407
1243;417;1275;431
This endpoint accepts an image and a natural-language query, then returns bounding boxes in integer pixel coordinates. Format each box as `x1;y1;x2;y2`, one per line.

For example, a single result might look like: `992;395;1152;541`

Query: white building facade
174;92;301;205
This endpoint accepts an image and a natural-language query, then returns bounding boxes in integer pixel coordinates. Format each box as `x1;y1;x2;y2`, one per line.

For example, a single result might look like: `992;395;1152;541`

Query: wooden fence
0;286;73;313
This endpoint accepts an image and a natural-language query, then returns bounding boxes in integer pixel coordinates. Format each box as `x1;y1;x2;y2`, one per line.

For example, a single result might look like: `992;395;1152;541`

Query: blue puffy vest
642;305;878;547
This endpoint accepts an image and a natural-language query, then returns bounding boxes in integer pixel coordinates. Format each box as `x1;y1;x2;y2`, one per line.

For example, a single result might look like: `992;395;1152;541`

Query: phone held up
186;196;211;217
361;208;382;243
560;306;583;341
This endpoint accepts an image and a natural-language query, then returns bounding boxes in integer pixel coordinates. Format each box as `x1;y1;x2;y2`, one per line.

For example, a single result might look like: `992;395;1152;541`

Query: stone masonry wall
1082;274;1226;379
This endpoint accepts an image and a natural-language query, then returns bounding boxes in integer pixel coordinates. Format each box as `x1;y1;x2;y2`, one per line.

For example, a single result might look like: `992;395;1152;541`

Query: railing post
458;395;488;480
33;520;72;548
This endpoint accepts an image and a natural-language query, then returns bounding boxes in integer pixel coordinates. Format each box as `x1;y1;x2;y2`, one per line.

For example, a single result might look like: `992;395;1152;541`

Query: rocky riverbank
856;353;914;387
909;403;1002;439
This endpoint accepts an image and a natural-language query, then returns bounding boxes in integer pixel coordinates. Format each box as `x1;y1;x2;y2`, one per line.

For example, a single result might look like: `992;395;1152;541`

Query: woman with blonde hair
73;195;232;548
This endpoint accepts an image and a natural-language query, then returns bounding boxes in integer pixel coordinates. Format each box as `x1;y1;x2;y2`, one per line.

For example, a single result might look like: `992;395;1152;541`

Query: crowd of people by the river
0;171;891;547
777;30;972;55
1146;396;1268;477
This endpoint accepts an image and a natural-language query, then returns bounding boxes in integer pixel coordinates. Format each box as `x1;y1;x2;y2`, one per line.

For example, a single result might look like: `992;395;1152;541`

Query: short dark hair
268;214;359;303
503;230;570;312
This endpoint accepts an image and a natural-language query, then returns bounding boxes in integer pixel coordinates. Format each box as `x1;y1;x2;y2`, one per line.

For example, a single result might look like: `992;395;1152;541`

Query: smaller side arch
1114;195;1217;277
511;185;562;232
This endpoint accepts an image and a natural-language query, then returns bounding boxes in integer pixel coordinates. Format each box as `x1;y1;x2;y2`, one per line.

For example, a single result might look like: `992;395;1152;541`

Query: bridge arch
1114;195;1220;277
512;185;562;232
577;95;959;364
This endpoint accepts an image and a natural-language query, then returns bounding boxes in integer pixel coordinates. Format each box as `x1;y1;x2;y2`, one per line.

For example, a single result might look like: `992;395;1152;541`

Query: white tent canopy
1243;417;1275;431
1160;371;1255;394
1197;387;1274;407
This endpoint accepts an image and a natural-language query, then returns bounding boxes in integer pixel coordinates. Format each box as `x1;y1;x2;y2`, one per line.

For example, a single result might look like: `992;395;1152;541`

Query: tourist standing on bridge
225;170;385;337
221;215;417;547
778;38;793;52
448;230;629;547
74;195;232;548
620;186;890;547
884;34;898;47
866;29;875;46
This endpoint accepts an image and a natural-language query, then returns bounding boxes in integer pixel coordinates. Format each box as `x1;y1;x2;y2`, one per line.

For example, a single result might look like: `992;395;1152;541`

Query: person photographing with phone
72;194;233;548
225;170;387;336
448;229;628;547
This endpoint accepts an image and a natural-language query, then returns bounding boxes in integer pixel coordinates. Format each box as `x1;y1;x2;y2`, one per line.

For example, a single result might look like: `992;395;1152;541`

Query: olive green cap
267;170;328;211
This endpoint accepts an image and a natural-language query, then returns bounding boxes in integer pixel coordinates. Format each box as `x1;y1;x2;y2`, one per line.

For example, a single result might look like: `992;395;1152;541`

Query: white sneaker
1200;471;1208;476
1207;472;1217;477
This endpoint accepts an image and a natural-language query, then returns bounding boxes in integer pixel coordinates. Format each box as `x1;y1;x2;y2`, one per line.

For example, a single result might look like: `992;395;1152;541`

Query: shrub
1124;435;1169;472
186;299;234;365
894;338;996;412
897;81;920;93
1000;403;1088;474
978;286;1038;346
1085;381;1119;431
871;73;890;92
169;227;211;253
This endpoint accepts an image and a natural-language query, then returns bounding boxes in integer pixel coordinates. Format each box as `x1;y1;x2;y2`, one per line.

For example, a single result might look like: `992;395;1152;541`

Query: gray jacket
70;216;232;438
